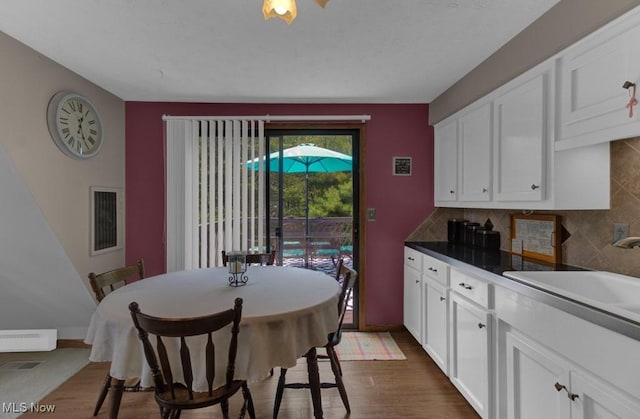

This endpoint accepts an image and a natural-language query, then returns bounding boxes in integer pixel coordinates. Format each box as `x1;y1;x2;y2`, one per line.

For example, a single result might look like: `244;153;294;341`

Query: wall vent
0;361;43;371
0;329;57;352
91;186;122;255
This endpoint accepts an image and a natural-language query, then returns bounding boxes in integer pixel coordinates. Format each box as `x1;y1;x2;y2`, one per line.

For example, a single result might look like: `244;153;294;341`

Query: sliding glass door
266;128;359;328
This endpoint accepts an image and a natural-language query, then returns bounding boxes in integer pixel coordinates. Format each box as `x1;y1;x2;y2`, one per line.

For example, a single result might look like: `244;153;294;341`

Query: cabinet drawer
451;268;493;309
422;254;449;286
404;247;423;272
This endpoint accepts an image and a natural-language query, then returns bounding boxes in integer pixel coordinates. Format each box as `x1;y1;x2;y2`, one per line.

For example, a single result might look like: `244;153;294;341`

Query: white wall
0;31;126;338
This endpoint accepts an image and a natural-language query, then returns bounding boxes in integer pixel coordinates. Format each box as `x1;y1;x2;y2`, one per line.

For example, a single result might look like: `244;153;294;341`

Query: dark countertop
405;241;584;275
404;241;640;341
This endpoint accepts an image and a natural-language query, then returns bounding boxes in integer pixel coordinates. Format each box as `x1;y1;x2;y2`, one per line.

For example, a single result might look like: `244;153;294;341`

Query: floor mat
334;332;406;361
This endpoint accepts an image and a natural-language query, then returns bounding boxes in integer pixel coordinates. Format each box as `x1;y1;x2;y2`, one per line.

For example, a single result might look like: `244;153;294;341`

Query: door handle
554;382;579;401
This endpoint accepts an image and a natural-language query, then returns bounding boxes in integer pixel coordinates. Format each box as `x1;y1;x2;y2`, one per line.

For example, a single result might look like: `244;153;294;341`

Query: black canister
471;226;486;247
447;218;466;243
476;229;500;250
463;222;480;246
453;219;469;244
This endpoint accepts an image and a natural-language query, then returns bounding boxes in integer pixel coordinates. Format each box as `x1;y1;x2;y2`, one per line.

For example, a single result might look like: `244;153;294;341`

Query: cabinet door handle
428;267;438;273
458;282;473;290
408;256;414;261
439;296;446;302
449;190;455;194
482;188;488;193
531;183;540;190
477;322;486;329
415;279;420;284
554;382;579;401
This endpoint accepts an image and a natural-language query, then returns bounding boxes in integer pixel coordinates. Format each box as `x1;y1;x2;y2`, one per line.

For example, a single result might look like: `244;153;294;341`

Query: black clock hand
76;117;89;148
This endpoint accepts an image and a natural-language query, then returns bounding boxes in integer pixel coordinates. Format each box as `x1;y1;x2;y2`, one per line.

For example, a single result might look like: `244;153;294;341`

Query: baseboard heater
0;329;57;352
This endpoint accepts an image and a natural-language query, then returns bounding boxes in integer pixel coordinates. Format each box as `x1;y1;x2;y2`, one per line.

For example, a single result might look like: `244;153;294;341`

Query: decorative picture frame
510;213;561;264
90;186;122;255
392;156;412;176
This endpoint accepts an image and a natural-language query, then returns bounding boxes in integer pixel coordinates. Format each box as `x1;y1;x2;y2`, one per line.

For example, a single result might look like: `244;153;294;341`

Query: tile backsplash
409;136;640;277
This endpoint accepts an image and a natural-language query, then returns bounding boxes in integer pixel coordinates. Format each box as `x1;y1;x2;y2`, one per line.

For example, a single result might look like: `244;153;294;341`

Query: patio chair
221;251;275;266
129;298;255;419
88;258;146;416
273;264;358;417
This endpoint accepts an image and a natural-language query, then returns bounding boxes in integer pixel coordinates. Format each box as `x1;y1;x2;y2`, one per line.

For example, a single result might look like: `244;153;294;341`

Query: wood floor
22;330;480;419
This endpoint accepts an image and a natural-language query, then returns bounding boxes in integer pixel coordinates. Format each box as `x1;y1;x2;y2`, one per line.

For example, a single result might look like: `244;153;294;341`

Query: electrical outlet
613;223;629;243
367;208;376;221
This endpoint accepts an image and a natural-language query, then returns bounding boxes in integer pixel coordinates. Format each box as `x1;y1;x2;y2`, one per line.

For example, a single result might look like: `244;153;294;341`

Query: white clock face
47;92;104;159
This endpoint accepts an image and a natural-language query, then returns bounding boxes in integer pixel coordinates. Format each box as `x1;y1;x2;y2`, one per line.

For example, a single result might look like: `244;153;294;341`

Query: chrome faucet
613;236;640;248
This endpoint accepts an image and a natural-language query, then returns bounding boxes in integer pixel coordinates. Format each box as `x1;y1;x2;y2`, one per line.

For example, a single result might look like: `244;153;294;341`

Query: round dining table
85;266;341;419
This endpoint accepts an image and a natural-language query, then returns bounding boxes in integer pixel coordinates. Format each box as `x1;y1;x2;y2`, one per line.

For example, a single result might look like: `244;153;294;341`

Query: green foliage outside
268;135;353;219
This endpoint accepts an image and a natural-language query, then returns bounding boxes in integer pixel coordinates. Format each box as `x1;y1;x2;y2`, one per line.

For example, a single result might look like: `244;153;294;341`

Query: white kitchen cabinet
449;268;494;418
505;330;570;419
422;252;449;287
459;102;492;202
423;278;448;375
493;64;550;202
403;247;422;343
449;290;493;418
558;7;640;151
434;119;458;202
570;370;640;419
433;59;610;210
495;285;640;419
503;328;640;419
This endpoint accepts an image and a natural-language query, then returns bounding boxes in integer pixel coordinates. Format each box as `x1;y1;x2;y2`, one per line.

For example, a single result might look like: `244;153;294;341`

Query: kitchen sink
502;270;640;322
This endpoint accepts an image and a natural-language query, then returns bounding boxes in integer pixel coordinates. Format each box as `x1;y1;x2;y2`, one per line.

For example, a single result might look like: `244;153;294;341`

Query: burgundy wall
125;102;434;326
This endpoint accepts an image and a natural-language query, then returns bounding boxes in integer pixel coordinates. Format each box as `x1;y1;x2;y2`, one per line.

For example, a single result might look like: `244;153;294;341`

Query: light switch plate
367;208;376;221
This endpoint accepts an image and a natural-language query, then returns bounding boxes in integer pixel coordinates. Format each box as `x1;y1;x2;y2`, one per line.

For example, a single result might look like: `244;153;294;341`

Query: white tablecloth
85;266;340;390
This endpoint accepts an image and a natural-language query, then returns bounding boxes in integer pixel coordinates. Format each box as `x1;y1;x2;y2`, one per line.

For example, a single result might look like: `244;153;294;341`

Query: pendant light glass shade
263;0;297;24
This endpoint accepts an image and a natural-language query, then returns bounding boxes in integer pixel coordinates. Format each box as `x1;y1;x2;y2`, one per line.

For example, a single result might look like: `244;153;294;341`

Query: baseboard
358;324;404;332
57;339;91;349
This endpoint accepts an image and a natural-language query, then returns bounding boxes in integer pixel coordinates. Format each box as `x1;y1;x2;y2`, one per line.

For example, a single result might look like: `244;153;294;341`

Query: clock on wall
46;91;104;159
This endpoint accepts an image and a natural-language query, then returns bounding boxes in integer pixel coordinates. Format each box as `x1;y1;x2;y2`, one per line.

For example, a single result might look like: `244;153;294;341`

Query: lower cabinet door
505;330;570;419
503;328;640;419
570;371;640;419
423;279;448;375
403;264;422;342
449;292;492;418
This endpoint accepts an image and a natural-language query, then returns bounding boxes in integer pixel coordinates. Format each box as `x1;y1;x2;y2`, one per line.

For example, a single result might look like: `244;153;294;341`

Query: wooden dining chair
89;258;145;302
129;298;256;419
88;258;145;416
222;249;277;378
221;250;276;266
333;258;354;313
273;264;358;418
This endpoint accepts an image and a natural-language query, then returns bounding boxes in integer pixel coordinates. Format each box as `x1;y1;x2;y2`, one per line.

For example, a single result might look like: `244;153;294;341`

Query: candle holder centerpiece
227;251;248;287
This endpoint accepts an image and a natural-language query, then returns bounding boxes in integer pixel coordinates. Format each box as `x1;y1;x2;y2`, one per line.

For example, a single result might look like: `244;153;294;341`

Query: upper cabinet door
459;103;492;202
434;120;458;203
493;69;549;201
558;10;640;150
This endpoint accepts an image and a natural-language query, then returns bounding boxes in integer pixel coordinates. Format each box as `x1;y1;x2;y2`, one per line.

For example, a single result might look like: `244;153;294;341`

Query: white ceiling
0;0;559;103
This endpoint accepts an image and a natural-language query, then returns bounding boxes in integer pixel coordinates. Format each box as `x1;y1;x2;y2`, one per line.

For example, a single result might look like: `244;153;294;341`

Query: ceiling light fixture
263;0;328;24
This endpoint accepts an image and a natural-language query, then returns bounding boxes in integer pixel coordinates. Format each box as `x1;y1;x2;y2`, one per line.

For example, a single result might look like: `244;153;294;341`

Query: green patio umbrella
249;143;353;262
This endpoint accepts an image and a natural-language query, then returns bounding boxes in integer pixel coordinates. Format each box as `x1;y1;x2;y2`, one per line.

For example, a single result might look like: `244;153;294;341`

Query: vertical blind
166;119;266;272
